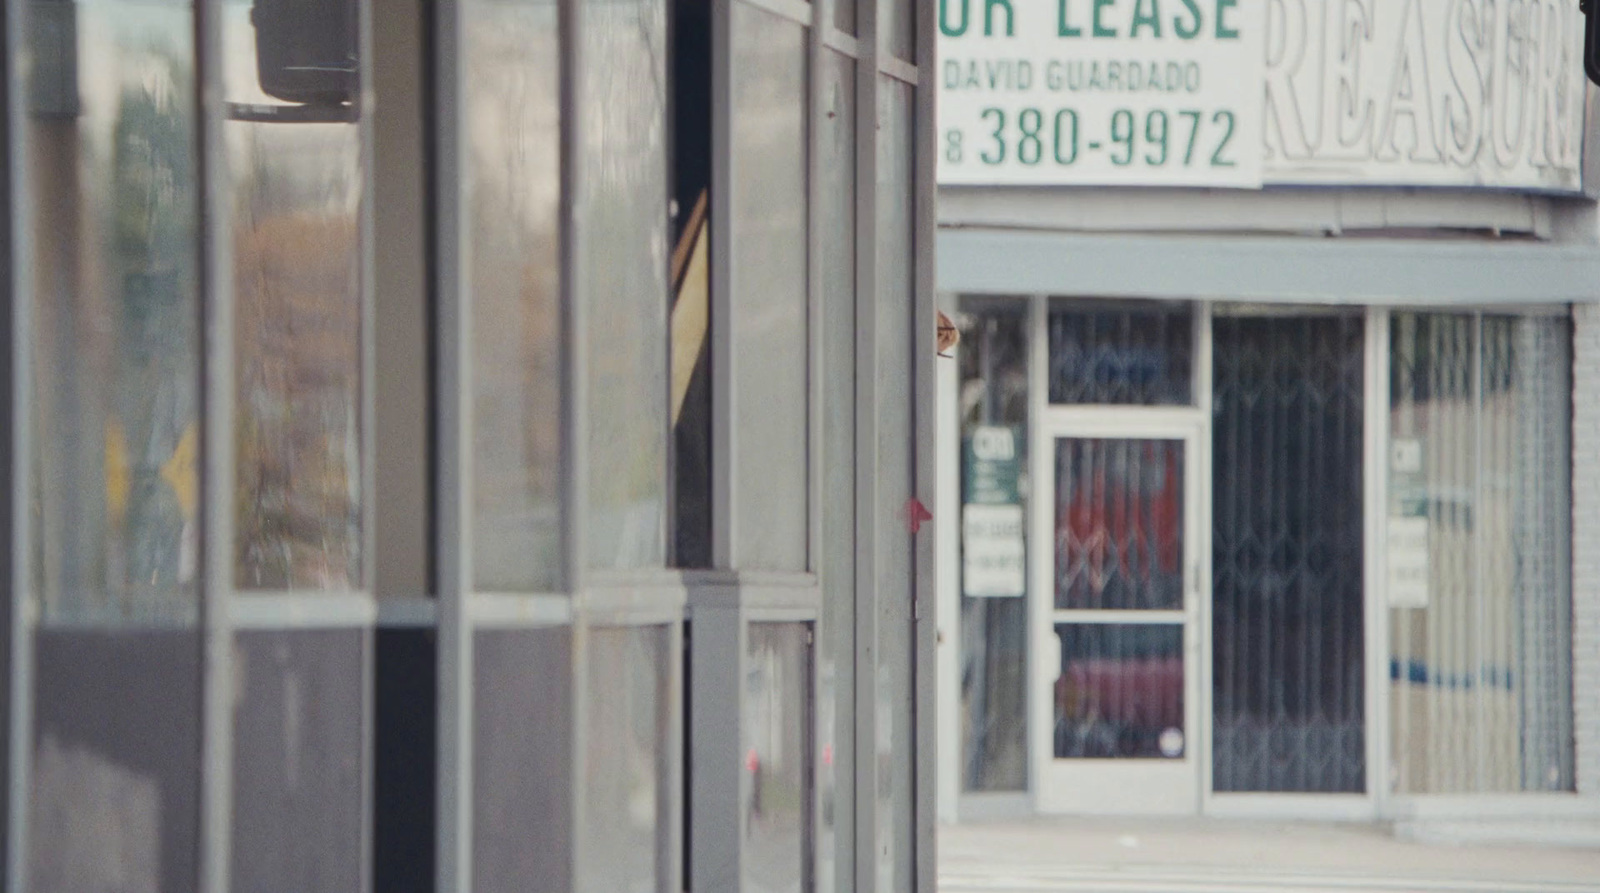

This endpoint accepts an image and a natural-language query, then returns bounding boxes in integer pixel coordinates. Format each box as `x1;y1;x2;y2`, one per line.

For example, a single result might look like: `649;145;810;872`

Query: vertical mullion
1366;309;1391;807
808;0;824;581
198;0;237;883
432;0;472;887
1473;312;1488;793
709;0;735;571
910;0;936;883
560;0;585;594
807;0;829;882
852;0;880;886
356;0;379;887
2;0;32;879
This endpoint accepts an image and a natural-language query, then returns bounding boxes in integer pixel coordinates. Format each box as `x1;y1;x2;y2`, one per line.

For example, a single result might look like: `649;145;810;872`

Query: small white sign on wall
963;504;1027;597
1387;516;1431;609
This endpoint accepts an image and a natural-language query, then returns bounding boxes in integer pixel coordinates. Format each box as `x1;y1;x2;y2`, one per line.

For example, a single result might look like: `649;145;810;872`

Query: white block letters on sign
1263;0;1586;190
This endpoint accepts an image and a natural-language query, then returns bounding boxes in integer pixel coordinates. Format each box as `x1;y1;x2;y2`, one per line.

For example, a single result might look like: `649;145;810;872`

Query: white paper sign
1387;515;1431;608
1262;0;1585;191
963;504;1027;597
937;0;1266;187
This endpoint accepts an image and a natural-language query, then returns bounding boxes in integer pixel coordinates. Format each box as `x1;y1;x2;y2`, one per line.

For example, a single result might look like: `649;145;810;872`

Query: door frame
1025;296;1213;815
1028;414;1205;815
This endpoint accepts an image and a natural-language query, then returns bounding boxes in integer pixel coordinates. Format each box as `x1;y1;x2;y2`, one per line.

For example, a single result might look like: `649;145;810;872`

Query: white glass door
1031;421;1201;814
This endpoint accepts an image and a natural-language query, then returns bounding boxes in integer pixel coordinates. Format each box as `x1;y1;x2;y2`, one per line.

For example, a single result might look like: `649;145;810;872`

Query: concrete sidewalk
939;818;1600;893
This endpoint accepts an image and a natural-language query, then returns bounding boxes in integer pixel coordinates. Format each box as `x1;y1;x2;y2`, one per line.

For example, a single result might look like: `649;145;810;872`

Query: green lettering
1057;0;1082;36
1093;0;1117;37
939;0;970;37
1130;0;1162;37
1215;0;1238;38
1173;0;1201;39
985;0;1015;36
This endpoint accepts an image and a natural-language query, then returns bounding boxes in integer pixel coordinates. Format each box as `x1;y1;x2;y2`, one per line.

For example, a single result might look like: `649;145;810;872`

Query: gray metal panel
372;0;431;600
911;1;937;891
852;0;880;886
688;592;743;891
198;0;237;887
431;0;472;889
2;0;27;883
938;229;1600;305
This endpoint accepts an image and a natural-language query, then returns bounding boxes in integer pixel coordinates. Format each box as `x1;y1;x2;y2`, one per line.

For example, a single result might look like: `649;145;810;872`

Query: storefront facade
934;0;1600;828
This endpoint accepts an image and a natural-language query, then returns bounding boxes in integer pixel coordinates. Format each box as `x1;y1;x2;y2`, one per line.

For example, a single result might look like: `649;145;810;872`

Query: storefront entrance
1027;308;1369;814
949;296;1581;821
1031;422;1202;814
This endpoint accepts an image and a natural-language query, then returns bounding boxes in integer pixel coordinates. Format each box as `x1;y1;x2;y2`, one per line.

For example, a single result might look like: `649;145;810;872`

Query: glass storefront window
1048;301;1193;406
731;0;809;572
23;2;205;887
226;0;365;591
463;0;563;592
1388;311;1575;794
744;623;813;893
582;0;670;571
955;299;1028;793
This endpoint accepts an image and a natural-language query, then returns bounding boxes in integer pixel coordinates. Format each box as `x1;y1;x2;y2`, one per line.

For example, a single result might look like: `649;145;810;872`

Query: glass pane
583;0;669;569
816;47;856;893
474;629;573;893
227;0;365;591
1054;439;1184;611
745;624;812;893
27;0;200;622
1053;624;1184;759
731;2;808;570
30;631;200;893
1048;302;1193;405
874;76;915;893
1211;313;1366;794
464;0;563;591
1388;313;1574;794
22;2;203;888
956;301;1028;792
231;630;364;893
577;626;672;893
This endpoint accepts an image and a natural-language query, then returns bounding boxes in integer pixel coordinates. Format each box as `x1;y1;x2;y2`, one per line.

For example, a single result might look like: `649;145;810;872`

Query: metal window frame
2;0;28;882
197;0;381;887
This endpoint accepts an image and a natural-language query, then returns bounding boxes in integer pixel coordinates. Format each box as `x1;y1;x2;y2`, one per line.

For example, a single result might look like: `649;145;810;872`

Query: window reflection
464;0;563;592
23;3;205;888
29;0;201;622
225;0;364;590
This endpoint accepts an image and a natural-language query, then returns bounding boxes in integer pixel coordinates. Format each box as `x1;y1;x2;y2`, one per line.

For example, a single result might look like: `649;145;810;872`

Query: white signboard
1386;516;1431;608
936;0;1587;192
1263;0;1586;190
963;504;1027;597
937;0;1267;187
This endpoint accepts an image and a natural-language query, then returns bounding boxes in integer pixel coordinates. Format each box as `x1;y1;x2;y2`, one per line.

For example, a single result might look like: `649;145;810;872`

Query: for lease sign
937;0;1587;192
937;0;1267;186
